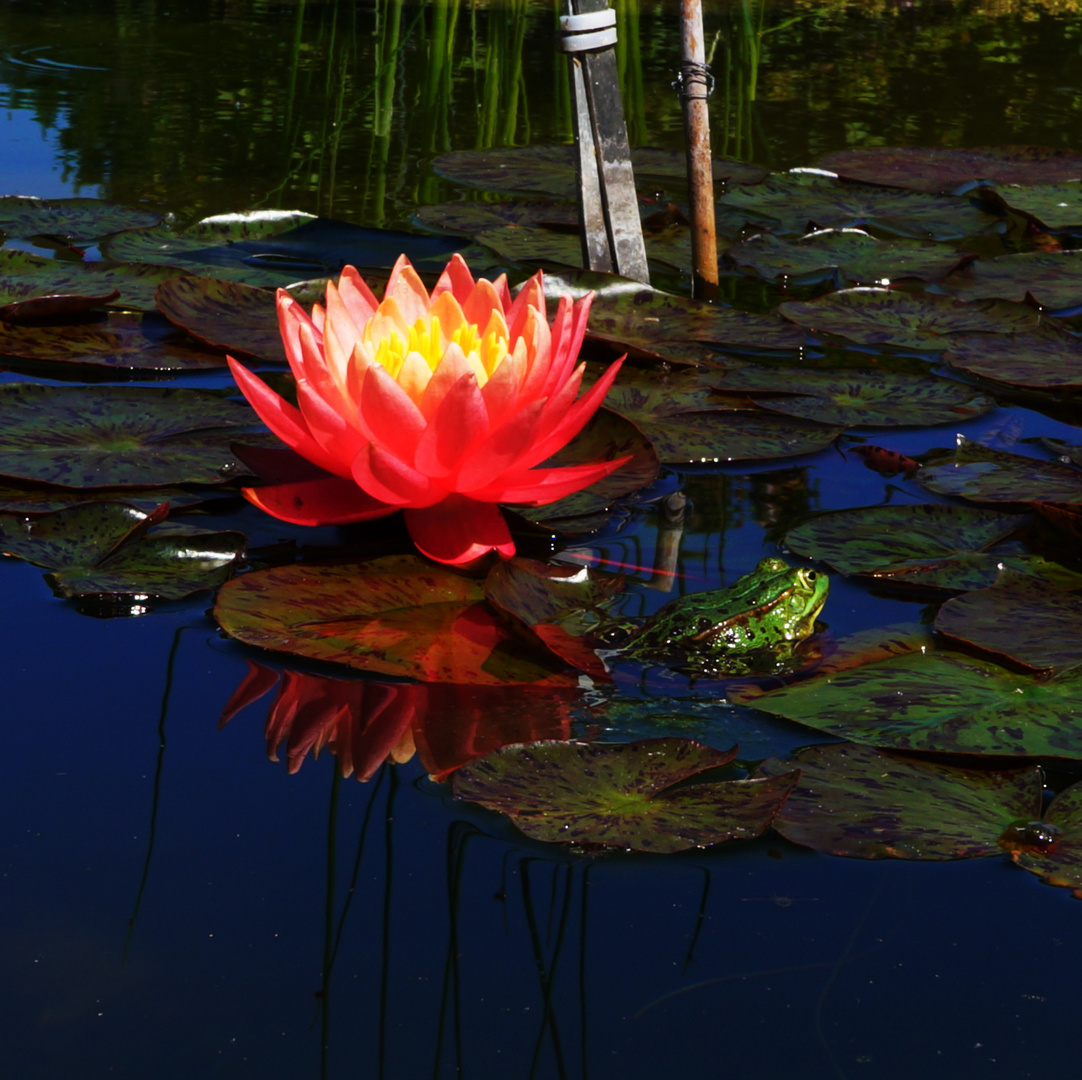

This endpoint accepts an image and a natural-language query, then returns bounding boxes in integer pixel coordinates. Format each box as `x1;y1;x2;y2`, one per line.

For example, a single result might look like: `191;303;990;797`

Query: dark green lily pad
936;574;1082;673
0;249;188;315
718;173;1003;240
784;504;1024;578
452;738;798;852
432;145;768;200
944;328;1082;390
918;440;1082;504
816;146;1082;194
730;649;1082;760
779;288;1041;350
756;742;1042;859
0;196;162;243
0;311;226;370
0;383;268;487
415;200;580;236
943;249;1082;308
213;555;577;686
977;180;1082;233
1009;781;1082;897
724;228;965;286
0;482;213;514
0;501;244;600
154;275;284;363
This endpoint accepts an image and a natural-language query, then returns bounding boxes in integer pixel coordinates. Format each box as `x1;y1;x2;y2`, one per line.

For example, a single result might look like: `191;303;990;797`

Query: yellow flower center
367;313;510;388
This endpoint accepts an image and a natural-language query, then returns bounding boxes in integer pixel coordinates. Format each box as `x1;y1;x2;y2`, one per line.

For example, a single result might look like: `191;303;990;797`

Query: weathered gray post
559;0;650;284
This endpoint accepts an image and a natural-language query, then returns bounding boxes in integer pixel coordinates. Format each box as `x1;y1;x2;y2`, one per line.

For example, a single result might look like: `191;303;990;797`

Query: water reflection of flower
228;254;626;566
219;660;577;782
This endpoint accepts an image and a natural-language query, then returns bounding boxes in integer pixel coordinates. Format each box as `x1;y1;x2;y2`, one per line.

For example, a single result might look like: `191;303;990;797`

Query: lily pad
989;180;1082;233
213;555;577;686
0;501;244;600
718;173;1003;240
1009;781;1082;898
944;328;1082;390
918;440;1082;504
816;146;1082;194
0;311;226;370
784;504;1024;578
154;275;284;363
730;649;1082;760
943;249;1082;308
0;195;162;243
0;383;268;487
452;738;799;852
779;288;1041;350
936;574;1082;673
756;742;1043;859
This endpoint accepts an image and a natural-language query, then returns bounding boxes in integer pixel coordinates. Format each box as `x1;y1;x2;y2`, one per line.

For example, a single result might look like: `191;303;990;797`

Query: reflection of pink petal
404;496;515;566
217;660;280;728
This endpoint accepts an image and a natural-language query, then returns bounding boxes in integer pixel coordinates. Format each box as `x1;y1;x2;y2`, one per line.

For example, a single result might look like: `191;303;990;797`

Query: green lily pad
918;440;1082;504
944;328;1082;390
0;383;268;487
154;275;284;363
718;173;1003;240
452;738;799;852
816;146;1082;194
414;200;580;236
0;311;226;371
432;145;768;200
0;249;188;315
936;574;1082;673
0;483;214;514
756;742;1043;859
213;555;578;686
730;648;1082;760
724;228;965;286
1009;781;1082;898
0;501;244;600
0;195;162;243
943;249;1082;308
979;180;1082;233
779;288;1041;350
784;504;1024;578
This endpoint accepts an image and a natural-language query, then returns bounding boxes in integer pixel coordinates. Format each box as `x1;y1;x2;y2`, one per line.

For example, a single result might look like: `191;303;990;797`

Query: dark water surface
3;2;1082;1078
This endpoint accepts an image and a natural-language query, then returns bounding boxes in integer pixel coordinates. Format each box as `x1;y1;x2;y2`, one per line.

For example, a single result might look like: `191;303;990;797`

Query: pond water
4;2;1082;1078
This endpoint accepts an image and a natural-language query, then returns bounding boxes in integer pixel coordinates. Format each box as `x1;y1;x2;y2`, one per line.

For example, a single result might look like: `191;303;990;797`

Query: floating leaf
974;180;1082;233
1009;782;1082;898
0;311;226;370
756;742;1042;859
730;649;1082;760
816;146;1082;194
213;555;577;685
452;738;798;852
0;195;162;243
0;482;213;514
936;575;1082;672
918;440;1082;504
785;504;1024;578
154;275;284;363
944;328;1082;390
0;383;267;486
779;288;1041;350
943;249;1082;308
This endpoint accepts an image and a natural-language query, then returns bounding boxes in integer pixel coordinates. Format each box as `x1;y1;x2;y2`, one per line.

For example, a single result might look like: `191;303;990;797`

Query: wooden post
560;0;649;284
678;0;719;301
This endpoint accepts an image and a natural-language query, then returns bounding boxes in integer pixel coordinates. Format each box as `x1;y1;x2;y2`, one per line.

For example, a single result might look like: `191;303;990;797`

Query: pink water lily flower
228;254;626;566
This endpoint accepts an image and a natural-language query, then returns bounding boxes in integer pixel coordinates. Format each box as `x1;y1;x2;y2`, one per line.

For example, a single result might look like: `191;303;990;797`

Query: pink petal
470;456;632;505
242;473;397;526
383;254;432;325
414;371;489;479
480;345;526;430
420;340;480;419
293;377;366;470
357;361;428;460
403;495;516;566
461;277;505;335
351;442;445;507
455;398;545;492
506;269;544;341
430;253;476;306
336;265;380;326
276;291;321;383
217;660;280;728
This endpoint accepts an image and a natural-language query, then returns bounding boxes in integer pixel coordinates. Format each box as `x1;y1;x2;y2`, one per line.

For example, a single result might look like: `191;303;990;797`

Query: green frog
612;557;829;678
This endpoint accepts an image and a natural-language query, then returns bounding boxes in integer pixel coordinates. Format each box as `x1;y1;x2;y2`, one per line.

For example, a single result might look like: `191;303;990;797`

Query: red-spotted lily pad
943;249;1082;308
0;383;268;487
730;648;1082;760
724;228;966;286
784;504;1025;583
816;146;1082;194
944;328;1082;390
452;738;799;852
0;500;244;600
213;555;577;686
0;249;188;317
154;275;284;363
1008;781;1082;898
936;573;1082;673
718;173;1003;240
0;311;226;370
779;288;1041;350
918;439;1082;504
0;196;162;243
756;742;1042;859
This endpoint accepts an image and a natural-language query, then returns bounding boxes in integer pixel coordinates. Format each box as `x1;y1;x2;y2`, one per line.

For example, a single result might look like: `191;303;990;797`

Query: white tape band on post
559;9;618;52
